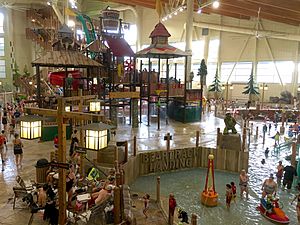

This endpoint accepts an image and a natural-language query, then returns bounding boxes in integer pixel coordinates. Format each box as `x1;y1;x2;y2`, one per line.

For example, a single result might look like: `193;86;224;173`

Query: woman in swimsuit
262;174;277;198
239;169;249;199
66;164;76;208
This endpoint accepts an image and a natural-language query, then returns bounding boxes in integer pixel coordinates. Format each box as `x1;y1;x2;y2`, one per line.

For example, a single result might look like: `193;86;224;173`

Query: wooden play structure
201;153;218;207
136;22;202;124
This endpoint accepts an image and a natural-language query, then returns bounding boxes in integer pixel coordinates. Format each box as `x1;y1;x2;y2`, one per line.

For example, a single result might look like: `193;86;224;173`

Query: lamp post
20;115;42;139
259;83;268;110
89;99;101;112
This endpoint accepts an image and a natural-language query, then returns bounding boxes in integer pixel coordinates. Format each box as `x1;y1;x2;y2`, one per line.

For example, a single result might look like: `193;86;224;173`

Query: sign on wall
141;148;196;173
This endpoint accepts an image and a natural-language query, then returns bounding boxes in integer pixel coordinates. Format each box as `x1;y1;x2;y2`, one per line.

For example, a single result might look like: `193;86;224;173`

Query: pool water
130;123;299;225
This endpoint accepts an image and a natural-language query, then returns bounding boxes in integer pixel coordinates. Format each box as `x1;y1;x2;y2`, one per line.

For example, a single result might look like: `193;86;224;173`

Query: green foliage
12;62;21;87
242;69;260;95
198;59;207;85
209;67;222;92
23;65;30;77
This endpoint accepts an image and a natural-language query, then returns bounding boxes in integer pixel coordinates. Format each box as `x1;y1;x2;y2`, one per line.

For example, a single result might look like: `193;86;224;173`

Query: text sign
164;135;173;140
141;149;195;173
51;162;70;170
75;147;87;154
109;92;140;99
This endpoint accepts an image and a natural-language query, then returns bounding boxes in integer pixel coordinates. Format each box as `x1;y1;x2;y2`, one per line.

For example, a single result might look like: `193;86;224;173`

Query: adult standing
0;130;5;171
283;164;297;190
276;161;284;185
13;133;23;169
291;184;300;223
66;164;76;208
262;174;277;198
69;130;79;157
2;108;7;131
169;193;177;225
239;169;249;199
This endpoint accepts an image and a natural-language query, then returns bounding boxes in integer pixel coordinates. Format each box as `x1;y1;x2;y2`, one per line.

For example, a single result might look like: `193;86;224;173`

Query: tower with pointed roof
150;22;171;45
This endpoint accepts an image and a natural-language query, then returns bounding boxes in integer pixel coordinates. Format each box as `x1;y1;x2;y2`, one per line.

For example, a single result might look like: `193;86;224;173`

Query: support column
110;100;118;127
131;99;139;128
136;6;143;51
57;98;67;225
185;0;193;79
292;42;300;96
36;65;41;107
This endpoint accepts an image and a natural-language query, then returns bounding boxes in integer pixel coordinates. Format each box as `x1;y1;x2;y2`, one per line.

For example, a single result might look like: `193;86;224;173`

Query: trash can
35;158;49;184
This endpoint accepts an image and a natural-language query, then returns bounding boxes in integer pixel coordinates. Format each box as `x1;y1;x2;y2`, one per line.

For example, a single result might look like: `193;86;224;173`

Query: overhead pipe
193;21;300;42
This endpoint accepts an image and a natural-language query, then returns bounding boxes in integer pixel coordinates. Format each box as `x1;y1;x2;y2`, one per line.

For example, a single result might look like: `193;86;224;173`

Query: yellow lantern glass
20;120;41;139
89;100;101;112
65;106;71;112
85;129;107;150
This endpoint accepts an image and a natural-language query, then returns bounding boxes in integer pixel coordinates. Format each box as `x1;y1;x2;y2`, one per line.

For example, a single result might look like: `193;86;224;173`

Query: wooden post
124;141;128;163
133;135;137;157
242;127;247;151
114;186;121;224
191;214;197;225
250;123;253;135
255;126;259;139
166;133;170;152
263;131;266;145
216;128;221;148
57;98;67;225
196;130;200;147
157;103;160;130
280;111;285;134
291;142;297;167
115;146;119;164
78;89;84;176
116;171;121;186
156;176;160;205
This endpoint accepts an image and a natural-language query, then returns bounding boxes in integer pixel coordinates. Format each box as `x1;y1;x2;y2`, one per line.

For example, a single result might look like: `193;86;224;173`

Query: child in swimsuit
143;194;150;218
231;182;237;204
226;184;233;209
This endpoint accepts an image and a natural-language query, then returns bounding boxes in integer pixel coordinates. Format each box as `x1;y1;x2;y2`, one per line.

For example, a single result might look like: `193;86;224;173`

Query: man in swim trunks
262;173;277;198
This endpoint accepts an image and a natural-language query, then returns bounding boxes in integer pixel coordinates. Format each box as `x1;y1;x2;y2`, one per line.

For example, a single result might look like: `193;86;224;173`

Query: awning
105;36;135;57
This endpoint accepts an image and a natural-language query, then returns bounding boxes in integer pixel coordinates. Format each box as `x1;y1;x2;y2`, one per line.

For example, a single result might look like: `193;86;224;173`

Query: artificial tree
208;67;222;96
208;67;222;116
198;59;207;119
242;69;260;104
23;65;31;77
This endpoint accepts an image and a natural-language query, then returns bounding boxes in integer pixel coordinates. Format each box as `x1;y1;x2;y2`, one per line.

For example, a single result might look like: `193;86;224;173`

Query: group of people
0;102;25;171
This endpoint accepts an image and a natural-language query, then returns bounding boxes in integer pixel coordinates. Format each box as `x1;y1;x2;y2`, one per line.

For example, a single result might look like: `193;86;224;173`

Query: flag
156;0;162;20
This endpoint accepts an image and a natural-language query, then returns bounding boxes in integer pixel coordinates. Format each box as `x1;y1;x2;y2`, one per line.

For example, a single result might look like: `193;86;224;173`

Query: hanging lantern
82;122;113;150
20;115;42;139
65;106;71;112
89;99;102;112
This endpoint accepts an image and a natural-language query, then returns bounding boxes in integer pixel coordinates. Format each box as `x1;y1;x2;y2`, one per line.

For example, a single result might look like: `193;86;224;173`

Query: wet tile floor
0;112;296;224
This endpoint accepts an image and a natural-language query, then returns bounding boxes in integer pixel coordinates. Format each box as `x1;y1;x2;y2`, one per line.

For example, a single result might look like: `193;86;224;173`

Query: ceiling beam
202;8;250;20
245;0;300;14
213;4;300;26
221;0;300;22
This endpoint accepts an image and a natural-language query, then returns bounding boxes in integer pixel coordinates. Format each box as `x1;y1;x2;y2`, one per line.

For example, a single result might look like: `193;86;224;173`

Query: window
257;61;294;84
221;62;252;83
171;42;185;51
0;60;5;78
207;62;218;85
208;39;219;62
0;13;4;33
0;37;4;56
192;40;205;60
123;24;137;52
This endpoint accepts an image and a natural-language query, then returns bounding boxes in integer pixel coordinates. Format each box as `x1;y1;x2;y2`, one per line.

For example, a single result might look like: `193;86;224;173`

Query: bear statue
223;113;237;135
